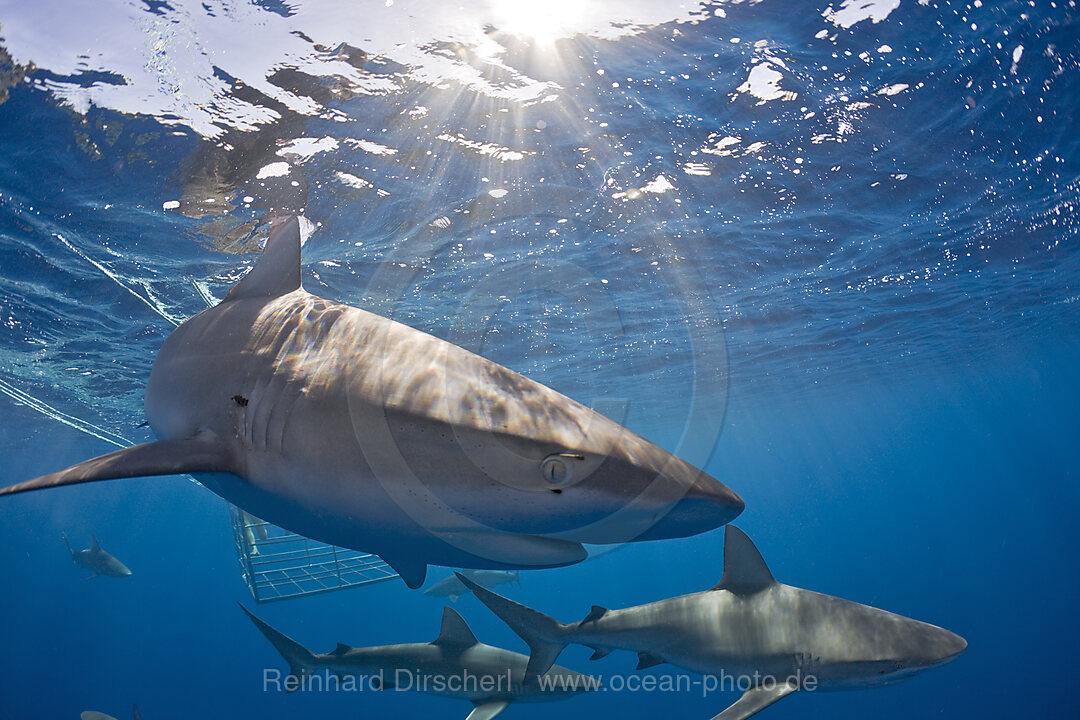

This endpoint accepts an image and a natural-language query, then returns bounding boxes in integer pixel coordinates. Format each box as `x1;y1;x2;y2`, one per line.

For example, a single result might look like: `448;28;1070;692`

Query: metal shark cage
231;508;399;603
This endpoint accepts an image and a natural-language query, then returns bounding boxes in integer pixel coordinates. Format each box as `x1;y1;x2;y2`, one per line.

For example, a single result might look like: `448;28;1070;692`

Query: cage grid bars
231;507;399;603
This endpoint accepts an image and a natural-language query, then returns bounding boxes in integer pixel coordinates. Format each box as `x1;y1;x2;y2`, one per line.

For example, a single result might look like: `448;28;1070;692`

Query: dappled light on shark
0;216;743;588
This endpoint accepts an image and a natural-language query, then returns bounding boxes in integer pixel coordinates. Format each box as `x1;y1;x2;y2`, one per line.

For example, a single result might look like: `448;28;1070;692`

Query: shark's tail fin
454;572;569;678
239;603;316;687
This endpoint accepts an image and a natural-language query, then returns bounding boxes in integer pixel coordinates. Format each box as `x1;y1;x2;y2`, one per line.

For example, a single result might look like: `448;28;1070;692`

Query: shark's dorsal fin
713;525;775;596
581;605;608;623
331;643;352;656
636;652;666;670
434;607;479;649
90;534;101;552
224;216;302;303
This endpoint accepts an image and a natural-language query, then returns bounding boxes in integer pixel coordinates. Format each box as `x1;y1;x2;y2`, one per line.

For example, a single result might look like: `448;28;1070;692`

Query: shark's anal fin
709;680;798;720
0;436;235;497
466;699;511;720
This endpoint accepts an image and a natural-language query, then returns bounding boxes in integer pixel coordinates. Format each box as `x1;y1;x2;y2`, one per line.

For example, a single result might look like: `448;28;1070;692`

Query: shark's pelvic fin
588;646;613;661
466;699;511;720
636;652;667;670
709;680;798;720
455;572;568;679
0;436;235;498
713;525;776;596
382;553;428;589
238;603;315;686
434;607;479;649
224;215;302;302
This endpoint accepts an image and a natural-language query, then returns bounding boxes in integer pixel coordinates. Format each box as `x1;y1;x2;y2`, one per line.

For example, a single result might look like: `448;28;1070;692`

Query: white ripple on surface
0;0;719;137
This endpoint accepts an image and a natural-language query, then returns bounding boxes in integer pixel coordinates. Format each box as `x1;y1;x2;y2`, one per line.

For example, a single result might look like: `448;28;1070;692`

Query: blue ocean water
0;1;1077;718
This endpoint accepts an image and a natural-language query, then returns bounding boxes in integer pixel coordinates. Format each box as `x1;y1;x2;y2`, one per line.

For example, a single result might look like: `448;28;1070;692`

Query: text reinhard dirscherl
262;668;819;697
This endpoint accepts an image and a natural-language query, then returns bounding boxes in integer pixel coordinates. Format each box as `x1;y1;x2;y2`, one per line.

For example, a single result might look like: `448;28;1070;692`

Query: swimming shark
425;569;521;602
63;533;132;578
80;707;140;720
0;216;743;587
457;525;967;720
241;603;598;720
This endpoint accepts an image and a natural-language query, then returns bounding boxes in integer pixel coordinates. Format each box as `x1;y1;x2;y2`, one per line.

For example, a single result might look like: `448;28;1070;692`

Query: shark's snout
935;629;967;663
634;479;744;541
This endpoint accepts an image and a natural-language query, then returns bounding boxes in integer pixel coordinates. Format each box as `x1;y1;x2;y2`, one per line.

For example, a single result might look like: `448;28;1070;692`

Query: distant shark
63;533;132;579
458;525;966;720
80;708;140;720
241;603;598;720
425;569;521;602
0;216;743;587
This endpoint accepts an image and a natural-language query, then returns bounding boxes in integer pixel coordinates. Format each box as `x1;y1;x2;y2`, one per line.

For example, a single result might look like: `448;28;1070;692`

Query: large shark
241;604;598;720
457;525;967;720
425;569;521;602
63;533;132;578
0;216;743;587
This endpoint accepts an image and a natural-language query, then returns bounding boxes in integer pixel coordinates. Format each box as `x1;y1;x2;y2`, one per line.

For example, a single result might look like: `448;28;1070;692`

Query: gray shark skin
0;216;743;588
426;569;521;602
80;707;140;720
241;603;598;720
63;533;132;578
458;526;967;720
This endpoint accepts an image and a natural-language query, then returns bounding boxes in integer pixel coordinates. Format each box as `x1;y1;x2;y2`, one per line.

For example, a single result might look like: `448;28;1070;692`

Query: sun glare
489;0;586;44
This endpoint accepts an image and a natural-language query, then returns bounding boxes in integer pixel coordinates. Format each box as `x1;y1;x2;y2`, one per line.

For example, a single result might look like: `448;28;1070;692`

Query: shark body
458;526;966;720
425;569;521;602
0;217;743;588
242;604;597;720
63;533;132;579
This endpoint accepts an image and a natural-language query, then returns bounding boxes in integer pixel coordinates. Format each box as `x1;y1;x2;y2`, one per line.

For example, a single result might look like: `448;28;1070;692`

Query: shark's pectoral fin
0;436;235;497
709;680;798;720
465;699;511;720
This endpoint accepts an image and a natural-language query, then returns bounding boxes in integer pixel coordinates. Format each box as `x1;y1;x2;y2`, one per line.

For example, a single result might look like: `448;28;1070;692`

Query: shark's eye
540;454;573;486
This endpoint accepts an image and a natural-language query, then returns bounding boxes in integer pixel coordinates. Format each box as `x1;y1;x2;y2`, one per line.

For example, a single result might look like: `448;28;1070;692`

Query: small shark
63;533;132;579
426;569;521;602
1;216;743;587
241;603;598;720
80;708;140;720
458;525;967;720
